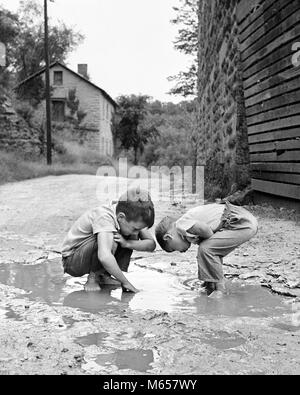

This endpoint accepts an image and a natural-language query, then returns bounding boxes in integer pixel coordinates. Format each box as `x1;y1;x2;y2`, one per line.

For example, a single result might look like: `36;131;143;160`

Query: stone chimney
77;64;88;79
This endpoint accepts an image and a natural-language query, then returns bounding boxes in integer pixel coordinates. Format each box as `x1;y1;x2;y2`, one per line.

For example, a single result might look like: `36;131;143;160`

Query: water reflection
0;260;292;318
181;281;290;318
95;349;154;373
64;285;135;313
0;259;66;304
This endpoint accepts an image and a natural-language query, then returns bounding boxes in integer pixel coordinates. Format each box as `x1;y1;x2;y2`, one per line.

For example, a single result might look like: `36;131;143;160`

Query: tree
0;6;19;104
168;0;198;97
12;0;84;104
140;99;198;173
66;88;87;127
114;95;160;165
0;6;18;54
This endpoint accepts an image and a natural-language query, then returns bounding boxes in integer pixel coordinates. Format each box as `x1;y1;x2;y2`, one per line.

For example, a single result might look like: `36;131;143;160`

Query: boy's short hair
116;188;155;228
155;216;177;252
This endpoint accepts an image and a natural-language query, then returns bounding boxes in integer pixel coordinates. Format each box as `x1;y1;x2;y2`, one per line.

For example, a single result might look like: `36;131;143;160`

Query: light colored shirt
61;203;119;257
176;203;225;244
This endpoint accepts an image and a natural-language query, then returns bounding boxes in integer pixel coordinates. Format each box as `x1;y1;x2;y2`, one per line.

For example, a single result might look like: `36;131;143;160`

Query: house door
52;100;65;122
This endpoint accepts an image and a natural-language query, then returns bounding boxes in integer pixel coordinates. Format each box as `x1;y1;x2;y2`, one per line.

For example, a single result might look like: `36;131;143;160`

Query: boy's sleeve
92;214;117;235
175;217;199;240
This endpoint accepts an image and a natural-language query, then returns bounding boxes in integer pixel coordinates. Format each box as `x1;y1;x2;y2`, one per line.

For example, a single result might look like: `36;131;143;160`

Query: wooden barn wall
237;0;300;200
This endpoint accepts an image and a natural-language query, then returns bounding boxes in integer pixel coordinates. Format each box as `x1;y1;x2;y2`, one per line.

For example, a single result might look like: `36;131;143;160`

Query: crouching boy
61;188;156;293
155;201;258;298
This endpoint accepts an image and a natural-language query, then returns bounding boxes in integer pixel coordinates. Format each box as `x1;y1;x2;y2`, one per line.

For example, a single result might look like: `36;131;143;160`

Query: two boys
62;188;258;297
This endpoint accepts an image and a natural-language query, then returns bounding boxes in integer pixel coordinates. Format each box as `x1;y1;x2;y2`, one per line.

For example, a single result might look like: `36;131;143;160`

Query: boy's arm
114;229;156;252
97;233;139;293
187;221;214;240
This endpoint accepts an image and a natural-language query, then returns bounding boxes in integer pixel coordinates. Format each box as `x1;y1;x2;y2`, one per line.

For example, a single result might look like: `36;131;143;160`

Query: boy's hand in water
122;281;140;293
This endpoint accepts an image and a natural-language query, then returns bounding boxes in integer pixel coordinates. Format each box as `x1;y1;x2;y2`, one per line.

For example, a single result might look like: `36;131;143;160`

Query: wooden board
239;0;278;32
242;10;300;63
247;103;300;126
249;129;300;144
238;0;300;200
242;23;300;71
252;171;300;184
244;55;296;91
246;90;300;117
240;0;296;43
248;115;300;135
251;162;300;173
243;37;300;80
244;65;300;100
252;179;300;199
241;0;300;54
250;150;300;162
246;75;300;108
250;139;300;153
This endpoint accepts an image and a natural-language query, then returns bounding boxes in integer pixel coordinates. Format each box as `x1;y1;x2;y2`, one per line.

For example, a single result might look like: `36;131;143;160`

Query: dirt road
0;175;299;375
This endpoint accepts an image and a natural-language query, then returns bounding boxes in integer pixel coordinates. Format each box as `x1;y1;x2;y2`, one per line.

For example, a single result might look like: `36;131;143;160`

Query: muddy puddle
75;331;155;373
0;259;293;320
94;349;154;372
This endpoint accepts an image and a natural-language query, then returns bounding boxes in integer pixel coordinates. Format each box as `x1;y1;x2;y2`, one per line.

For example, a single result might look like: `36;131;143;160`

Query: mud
0;175;299;375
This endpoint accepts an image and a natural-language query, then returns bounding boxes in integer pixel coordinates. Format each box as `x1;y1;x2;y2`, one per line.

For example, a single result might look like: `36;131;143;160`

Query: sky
0;0;192;103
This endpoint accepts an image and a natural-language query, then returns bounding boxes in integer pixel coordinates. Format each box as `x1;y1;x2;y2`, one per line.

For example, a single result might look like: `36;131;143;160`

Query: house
15;61;117;156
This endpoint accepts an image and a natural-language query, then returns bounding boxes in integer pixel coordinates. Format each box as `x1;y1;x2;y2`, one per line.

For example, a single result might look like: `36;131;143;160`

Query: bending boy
155;200;258;298
61;188;156;293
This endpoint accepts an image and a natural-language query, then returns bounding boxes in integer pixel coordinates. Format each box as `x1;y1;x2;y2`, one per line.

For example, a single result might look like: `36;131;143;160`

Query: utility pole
0;42;6;67
44;0;52;165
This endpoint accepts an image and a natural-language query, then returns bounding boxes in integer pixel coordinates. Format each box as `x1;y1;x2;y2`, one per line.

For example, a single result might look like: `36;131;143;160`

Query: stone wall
0;96;41;156
197;0;250;196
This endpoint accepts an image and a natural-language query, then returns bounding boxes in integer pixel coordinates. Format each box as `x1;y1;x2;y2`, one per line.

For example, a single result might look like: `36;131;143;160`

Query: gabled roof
15;61;117;108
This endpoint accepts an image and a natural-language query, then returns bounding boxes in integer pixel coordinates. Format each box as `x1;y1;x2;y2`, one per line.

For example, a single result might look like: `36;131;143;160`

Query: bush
14;101;35;126
0;146;112;186
54;140;113;166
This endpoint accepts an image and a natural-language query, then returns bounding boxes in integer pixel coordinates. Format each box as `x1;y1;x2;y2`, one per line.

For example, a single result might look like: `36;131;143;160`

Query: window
52;100;65;122
53;71;63;85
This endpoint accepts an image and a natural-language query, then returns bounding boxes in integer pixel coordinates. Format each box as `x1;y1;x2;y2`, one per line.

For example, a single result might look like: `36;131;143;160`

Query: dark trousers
62;237;134;277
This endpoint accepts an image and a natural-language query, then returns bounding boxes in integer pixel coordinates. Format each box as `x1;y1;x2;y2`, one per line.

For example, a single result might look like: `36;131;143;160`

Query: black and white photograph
0;0;299;378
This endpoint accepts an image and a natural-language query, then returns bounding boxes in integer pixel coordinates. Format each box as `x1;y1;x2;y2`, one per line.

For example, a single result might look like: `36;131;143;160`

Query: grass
0;142;114;185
